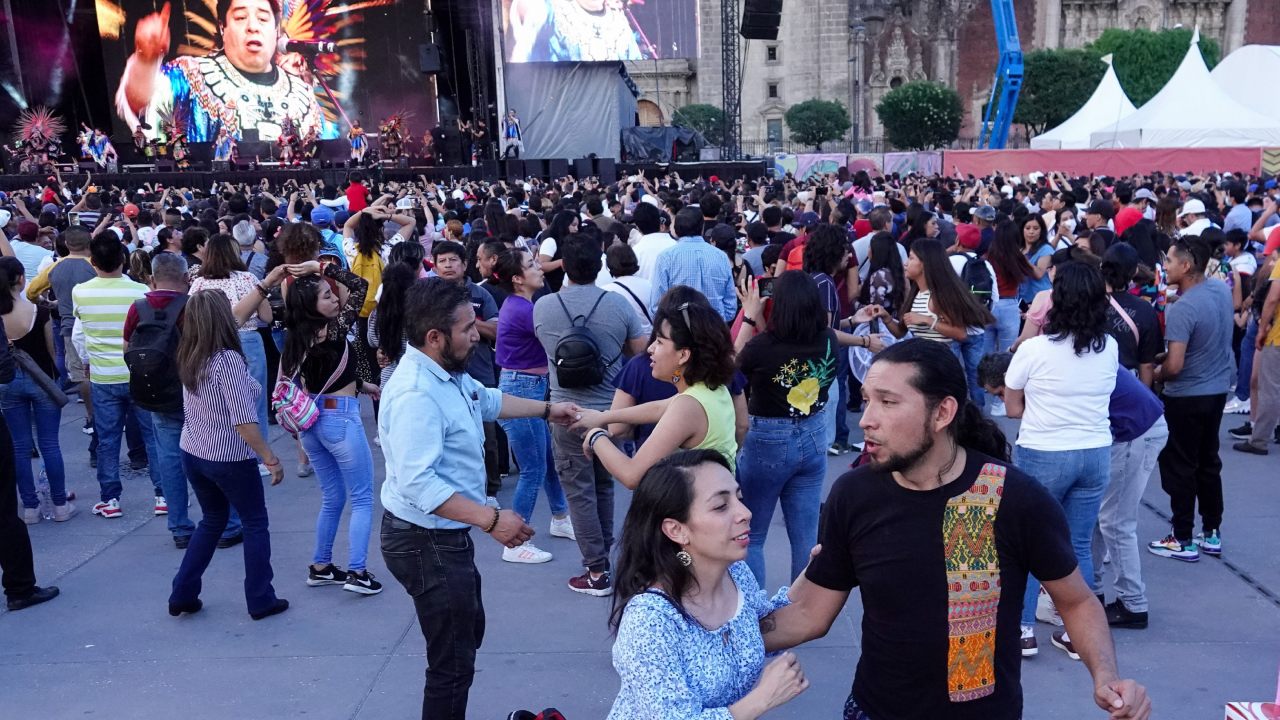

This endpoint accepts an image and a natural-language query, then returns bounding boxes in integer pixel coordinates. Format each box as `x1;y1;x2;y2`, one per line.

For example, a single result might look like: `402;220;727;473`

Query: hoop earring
676;550;693;567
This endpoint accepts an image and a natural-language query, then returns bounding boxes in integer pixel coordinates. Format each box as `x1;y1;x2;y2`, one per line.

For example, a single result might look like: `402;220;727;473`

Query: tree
784;99;851;150
1014;48;1107;137
875;81;963;150
672;103;725;146
1087;27;1220;107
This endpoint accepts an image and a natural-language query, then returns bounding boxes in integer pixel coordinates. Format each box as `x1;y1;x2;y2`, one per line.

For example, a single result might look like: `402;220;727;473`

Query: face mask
1143;206;1156;221
1062;218;1076;233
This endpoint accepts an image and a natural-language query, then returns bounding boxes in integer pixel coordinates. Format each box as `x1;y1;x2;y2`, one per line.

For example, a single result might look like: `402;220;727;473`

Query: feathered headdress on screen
13;107;67;146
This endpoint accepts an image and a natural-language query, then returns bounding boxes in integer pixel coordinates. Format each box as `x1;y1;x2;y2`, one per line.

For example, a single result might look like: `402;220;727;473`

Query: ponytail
954;400;1009;462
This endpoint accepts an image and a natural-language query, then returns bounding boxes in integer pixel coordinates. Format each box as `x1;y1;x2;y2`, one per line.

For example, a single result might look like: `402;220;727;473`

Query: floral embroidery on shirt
771;339;835;416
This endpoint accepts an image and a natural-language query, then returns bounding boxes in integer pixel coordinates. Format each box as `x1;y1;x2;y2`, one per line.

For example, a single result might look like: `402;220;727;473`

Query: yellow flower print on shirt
774;339;836;416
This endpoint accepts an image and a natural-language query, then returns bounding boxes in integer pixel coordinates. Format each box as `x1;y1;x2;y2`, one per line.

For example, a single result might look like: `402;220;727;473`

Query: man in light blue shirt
378;278;578;720
1222;184;1253;234
650;206;738;322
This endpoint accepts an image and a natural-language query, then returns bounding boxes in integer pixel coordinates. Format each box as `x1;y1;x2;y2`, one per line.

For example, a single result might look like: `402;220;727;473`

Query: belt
320;395;359;410
384;511;470;534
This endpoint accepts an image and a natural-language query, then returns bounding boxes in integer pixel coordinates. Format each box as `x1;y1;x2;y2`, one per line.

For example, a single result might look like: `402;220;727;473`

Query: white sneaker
502;542;552;564
372;434;381;447
1035;588;1063;626
989;398;1007;417
1223;397;1251;415
549;515;576;540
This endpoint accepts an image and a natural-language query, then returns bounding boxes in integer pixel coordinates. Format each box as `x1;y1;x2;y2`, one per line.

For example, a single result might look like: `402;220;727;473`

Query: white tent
1031;55;1136;149
1211;45;1280;121
1089;30;1280;148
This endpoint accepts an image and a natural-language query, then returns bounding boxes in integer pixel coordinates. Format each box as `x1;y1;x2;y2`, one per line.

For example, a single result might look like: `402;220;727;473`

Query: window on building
767;83;779;99
766;46;778;62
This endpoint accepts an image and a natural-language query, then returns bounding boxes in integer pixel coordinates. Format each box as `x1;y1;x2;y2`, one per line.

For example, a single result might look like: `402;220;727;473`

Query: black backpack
959;252;994;309
553;293;616;389
125;295;188;413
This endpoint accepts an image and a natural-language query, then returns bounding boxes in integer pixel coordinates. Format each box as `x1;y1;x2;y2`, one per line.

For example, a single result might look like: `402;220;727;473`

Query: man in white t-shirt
629;202;674;282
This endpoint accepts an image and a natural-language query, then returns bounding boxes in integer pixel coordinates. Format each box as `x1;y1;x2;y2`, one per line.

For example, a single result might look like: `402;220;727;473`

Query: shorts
65;338;87;383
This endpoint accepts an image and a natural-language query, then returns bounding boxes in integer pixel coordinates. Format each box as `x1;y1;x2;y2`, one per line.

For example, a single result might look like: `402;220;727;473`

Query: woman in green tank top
573;291;739;489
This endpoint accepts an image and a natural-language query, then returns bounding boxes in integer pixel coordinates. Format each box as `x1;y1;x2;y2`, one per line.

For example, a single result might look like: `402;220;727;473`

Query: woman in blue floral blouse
606;450;807;719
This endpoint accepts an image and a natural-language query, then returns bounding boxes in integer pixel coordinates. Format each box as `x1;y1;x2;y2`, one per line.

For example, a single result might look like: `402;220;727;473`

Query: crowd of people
3;162;1278;719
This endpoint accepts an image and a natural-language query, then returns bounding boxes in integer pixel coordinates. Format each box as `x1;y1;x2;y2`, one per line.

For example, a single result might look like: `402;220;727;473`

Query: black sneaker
173;535;190;549
88;452;97;469
342;570;384;595
306;563;347;586
216;532;244;549
1105;599;1148;629
1228;421;1253;439
130;456;149;471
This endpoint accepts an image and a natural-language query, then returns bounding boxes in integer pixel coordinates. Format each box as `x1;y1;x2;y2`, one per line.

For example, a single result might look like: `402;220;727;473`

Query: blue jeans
239;330;270;435
171;452;279;615
822;377;840;450
1014;444;1111;624
987;298;1021;354
1236;317;1258;402
951;329;986;410
91;382;162;502
149;410;241;539
1;369;65;508
738;413;827;587
497;371;567;525
51;315;68;387
300;395;374;572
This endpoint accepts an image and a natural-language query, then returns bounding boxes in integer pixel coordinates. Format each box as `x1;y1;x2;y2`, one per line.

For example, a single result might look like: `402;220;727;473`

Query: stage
0;160;767;192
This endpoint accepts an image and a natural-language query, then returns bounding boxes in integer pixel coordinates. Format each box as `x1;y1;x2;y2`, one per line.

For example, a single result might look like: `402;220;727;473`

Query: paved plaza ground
1;402;1278;719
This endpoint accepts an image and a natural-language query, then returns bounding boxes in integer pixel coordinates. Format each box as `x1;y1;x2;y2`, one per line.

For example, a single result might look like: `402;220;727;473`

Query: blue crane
978;0;1023;149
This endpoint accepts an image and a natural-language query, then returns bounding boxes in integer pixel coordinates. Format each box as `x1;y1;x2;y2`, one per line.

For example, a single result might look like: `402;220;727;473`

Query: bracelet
588;428;610;449
264;457;280;467
543;400;551;420
483;507;500;534
257;283;270;298
742;316;757;327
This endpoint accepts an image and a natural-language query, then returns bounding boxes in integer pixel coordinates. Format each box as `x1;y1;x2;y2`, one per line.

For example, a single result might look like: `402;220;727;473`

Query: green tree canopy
1014;48;1107;136
672;103;725;146
874;81;963;150
783;99;851;150
1086;27;1220;107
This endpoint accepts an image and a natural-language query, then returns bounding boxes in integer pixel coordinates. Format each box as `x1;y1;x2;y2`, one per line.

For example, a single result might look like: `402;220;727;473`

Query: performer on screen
114;0;330;143
348;121;367;165
278;114;298;164
91;129;119;172
508;0;642;62
500;108;524;159
213;124;237;164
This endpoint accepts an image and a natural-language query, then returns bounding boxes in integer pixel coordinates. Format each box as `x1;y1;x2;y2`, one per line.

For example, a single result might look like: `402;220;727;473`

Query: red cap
123;203;139;219
956;223;981;250
709;175;720;184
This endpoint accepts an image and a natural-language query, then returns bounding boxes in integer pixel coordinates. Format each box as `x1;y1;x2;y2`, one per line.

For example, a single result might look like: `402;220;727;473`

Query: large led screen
502;0;699;63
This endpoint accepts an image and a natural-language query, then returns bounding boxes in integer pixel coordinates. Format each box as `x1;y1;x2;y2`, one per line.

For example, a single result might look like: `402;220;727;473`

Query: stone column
1223;0;1248;55
1040;0;1062;49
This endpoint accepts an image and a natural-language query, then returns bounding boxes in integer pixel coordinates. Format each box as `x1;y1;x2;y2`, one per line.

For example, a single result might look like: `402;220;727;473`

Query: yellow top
1266;261;1280;348
683;382;738;471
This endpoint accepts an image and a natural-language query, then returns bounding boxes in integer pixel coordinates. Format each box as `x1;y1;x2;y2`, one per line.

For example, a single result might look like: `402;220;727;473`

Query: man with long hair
759;340;1150;720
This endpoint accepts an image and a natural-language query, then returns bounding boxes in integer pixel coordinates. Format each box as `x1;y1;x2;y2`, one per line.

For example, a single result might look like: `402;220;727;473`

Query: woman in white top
189;234;274;446
601;243;653;337
1001;261;1118;657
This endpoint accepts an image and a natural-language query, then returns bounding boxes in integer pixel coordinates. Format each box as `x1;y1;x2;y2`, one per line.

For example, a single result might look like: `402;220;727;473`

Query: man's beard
439;334;475;373
867;423;935;475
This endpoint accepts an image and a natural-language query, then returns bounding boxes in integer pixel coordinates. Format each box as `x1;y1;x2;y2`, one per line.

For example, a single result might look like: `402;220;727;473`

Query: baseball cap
795;211;820;229
310;206;335;226
708;175;720;185
956;223;981;250
0;210;10;228
396;197;415;210
41;203;60;216
1086;200;1113;218
123;203;140;218
1133;188;1157;202
973;205;997;222
17;221;38;242
1102;242;1140;281
1178;198;1206;218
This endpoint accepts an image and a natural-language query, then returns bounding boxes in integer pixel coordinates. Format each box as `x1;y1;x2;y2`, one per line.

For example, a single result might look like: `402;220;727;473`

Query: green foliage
874;81;963;150
1086;27;1220;107
1014;49;1108;136
783;99;851;150
672;104;725;146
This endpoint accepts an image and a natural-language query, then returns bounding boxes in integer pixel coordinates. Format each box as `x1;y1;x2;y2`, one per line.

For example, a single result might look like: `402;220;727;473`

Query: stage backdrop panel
945;148;1264;177
504;62;632;161
95;0;434;143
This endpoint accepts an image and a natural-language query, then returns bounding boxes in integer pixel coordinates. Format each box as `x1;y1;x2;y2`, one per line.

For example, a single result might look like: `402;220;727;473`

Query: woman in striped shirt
169;290;288;621
876;238;994;347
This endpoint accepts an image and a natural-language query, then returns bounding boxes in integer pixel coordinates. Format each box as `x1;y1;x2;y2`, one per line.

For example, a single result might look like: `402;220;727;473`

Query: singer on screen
507;0;643;62
114;0;333;143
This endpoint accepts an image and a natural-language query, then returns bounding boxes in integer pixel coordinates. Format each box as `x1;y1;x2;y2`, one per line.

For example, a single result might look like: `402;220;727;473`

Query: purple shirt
180;349;262;462
496;295;547;370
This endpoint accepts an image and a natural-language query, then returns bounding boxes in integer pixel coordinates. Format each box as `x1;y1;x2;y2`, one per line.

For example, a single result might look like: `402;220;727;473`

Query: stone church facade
625;0;1280;152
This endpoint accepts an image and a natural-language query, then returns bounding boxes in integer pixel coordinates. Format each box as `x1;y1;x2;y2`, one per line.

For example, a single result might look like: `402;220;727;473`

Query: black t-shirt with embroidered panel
804;450;1077;720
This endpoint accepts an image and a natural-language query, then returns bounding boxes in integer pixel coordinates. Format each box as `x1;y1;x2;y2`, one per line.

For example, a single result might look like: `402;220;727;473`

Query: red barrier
943;148;1264;177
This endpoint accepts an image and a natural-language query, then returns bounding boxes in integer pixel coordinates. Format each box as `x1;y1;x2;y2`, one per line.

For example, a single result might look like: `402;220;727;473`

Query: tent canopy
1089;31;1280;149
1211;45;1280;122
1031;56;1136;149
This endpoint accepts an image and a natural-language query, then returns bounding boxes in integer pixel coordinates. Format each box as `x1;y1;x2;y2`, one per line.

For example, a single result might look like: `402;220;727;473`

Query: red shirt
123;290;185;342
1113;206;1142;239
345;183;369;213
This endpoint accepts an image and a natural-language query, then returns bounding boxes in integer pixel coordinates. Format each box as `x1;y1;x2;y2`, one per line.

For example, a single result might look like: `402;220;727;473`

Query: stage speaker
79;161;96;172
573;158;593;178
480;159;499;178
419;43;443;74
504;158;525;179
740;0;782;40
242;128;260;143
596;158;617;185
548;158;568;179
